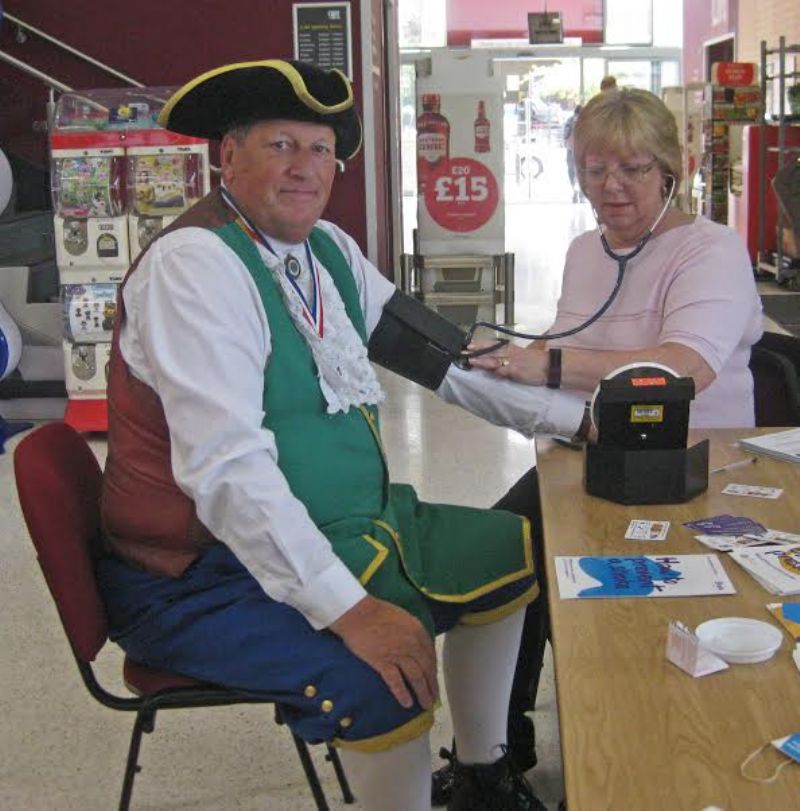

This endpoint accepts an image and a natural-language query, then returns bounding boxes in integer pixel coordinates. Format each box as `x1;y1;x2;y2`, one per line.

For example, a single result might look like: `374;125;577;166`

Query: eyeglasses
579;160;658;189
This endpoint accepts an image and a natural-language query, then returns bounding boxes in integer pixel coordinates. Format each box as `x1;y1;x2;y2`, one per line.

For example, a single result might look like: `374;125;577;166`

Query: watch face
71;344;96;381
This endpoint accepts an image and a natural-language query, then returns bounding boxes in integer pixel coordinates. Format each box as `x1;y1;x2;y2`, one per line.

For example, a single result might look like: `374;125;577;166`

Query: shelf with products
700;83;762;225
757;37;800;285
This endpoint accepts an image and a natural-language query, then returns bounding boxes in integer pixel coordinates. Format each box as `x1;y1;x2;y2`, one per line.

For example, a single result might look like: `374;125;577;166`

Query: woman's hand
467;340;549;386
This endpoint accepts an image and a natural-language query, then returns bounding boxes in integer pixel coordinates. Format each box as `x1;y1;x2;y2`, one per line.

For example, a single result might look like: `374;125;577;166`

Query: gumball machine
50;87;209;431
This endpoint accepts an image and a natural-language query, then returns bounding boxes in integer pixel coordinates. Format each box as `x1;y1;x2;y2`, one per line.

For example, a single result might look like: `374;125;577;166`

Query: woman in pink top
430;88;764;806
471;87;763;429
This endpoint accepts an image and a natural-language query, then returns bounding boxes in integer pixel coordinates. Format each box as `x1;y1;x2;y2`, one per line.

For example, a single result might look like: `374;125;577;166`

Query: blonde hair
573;87;682;191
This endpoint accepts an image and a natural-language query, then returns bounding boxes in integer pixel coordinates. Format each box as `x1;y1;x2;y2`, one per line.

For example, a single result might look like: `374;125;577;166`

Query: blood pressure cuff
368;290;467;390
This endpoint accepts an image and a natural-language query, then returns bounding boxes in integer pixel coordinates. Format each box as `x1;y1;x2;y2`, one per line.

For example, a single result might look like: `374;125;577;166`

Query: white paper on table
625;519;670;541
722;483;783;499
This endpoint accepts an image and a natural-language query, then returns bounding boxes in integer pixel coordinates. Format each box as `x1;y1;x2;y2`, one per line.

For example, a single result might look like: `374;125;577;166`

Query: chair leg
290;732;330;811
325;744;355;803
119;707;156;811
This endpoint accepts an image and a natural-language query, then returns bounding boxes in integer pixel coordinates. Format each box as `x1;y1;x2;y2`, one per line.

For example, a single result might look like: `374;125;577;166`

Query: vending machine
50;88;210;431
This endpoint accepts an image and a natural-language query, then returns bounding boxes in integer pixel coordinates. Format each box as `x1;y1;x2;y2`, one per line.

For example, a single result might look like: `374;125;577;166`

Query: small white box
63;339;111;398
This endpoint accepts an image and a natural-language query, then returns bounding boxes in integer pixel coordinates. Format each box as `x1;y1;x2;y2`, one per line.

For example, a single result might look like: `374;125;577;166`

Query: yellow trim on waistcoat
358;534;390;586
358;405;387;462
333;706;437;752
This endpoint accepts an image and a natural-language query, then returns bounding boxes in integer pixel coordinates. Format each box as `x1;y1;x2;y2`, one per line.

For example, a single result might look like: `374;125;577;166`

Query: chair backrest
749;342;800;426
756;331;800;374
13;422;108;662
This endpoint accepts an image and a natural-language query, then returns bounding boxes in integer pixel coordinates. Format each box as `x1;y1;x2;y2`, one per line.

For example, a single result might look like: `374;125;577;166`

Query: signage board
293;2;352;79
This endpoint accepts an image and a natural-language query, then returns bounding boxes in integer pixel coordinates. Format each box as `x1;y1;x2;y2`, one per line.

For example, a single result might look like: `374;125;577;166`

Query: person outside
97;59;591;811
600;74;618;91
431;86;763;805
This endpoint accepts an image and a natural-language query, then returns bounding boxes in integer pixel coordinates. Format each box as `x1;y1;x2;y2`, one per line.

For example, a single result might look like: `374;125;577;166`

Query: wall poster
416;51;505;256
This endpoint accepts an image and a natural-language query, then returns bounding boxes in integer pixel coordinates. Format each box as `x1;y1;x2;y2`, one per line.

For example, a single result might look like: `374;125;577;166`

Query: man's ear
219;134;236;180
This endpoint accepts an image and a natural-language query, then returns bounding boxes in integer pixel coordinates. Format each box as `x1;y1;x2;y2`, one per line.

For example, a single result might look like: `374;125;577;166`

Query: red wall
0;0;368;249
682;0;739;83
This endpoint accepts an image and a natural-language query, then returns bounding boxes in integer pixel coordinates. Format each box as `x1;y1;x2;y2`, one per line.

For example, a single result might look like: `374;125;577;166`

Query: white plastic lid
695;617;783;664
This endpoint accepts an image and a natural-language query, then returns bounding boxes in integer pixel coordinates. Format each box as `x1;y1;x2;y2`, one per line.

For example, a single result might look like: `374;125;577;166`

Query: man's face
221;119;337;244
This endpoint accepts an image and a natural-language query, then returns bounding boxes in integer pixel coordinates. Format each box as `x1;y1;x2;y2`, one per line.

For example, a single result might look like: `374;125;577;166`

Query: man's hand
329;595;438;710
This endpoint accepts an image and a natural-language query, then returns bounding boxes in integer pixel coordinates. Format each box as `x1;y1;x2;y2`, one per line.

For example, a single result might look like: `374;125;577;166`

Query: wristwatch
546;347;562;389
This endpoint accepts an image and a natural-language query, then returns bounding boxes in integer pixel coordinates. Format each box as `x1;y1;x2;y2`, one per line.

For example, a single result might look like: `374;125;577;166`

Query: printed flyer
555;554;736;599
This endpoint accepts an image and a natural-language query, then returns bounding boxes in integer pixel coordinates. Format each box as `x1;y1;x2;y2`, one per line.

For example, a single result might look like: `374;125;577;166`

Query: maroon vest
101;191;233;576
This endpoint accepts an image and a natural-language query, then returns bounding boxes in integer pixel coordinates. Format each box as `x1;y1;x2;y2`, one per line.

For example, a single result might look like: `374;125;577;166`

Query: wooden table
536;428;800;810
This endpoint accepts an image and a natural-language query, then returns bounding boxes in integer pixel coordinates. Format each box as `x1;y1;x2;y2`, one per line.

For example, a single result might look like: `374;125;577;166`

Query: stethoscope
459;174;678;364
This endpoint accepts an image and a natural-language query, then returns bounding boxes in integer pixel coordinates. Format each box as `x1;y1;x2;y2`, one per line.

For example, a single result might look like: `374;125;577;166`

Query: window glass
398;0;446;48
660;61;681;89
605;0;653;46
652;0;683;48
606;60;652;91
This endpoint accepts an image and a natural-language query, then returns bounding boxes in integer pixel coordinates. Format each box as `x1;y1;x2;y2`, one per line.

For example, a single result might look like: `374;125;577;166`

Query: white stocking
442;607;525;765
338;732;431;810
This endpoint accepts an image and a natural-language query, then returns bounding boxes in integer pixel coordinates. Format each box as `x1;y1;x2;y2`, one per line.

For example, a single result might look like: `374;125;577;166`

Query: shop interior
1;1;800;808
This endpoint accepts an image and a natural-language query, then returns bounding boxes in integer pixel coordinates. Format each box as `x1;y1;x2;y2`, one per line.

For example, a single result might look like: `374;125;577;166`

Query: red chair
13;421;353;811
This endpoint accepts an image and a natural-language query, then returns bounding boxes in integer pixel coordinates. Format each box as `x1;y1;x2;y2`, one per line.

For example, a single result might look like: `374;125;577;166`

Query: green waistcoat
213;223;533;634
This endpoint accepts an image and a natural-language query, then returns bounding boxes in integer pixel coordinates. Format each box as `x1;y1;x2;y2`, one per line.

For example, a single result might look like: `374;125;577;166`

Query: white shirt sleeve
437;366;586;439
119;227;366;630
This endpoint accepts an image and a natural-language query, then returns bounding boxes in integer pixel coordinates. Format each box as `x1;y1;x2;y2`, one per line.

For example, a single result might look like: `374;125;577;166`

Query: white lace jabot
263;248;385;415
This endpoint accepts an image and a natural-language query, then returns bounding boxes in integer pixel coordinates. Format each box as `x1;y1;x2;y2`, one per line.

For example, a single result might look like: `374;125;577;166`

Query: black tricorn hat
157;59;362;160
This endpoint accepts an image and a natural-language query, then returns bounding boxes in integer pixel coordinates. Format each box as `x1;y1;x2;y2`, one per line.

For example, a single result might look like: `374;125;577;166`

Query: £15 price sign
424;157;499;233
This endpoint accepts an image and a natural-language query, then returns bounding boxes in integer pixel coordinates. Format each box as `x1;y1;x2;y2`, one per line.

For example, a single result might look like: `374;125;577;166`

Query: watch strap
546;347;562;389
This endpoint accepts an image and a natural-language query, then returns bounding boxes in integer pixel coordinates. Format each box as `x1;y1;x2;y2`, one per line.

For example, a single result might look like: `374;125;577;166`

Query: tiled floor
0;371;563;810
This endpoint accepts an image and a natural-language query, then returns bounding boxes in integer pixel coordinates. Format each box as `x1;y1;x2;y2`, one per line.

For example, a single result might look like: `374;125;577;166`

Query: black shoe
432;747;458;806
432;717;537;807
447;751;547;810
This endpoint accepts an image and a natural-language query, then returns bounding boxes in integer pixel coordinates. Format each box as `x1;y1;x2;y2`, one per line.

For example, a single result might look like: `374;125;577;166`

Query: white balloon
0;298;22;379
0;148;12;217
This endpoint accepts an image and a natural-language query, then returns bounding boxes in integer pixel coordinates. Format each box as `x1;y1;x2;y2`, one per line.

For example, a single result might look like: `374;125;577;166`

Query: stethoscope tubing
462;176;677;354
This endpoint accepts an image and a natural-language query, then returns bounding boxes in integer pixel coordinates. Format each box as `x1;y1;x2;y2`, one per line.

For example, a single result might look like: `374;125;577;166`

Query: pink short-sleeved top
548;216;763;428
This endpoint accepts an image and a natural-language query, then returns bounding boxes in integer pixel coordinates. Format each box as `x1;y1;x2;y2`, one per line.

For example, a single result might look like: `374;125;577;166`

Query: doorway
399;49;681;331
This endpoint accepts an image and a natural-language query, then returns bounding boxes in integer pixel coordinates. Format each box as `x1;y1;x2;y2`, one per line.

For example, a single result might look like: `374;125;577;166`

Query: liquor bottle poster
416;52;504;255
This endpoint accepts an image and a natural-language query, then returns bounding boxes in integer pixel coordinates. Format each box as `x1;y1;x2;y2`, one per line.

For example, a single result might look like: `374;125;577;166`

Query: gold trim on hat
158;59;353;129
